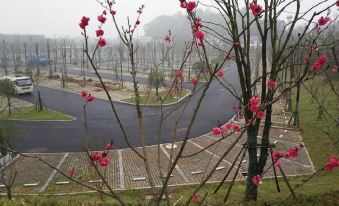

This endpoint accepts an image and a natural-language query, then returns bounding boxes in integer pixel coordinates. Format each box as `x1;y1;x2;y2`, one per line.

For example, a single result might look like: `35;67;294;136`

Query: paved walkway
0;97;32;111
0;100;315;195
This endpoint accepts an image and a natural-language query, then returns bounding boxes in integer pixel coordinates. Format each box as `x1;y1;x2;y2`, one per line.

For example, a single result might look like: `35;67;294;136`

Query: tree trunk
81;45;86;87
7;96;11;116
120;59;124;88
12;44;17;74
293;84;301;126
155;86;159;100
245;124;259;201
36;84;44;111
286;90;292;112
258;104;273;173
6;189;12;200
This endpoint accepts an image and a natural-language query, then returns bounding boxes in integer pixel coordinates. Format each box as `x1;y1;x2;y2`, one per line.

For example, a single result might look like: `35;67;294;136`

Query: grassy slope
0;78;338;205
0;105;73;121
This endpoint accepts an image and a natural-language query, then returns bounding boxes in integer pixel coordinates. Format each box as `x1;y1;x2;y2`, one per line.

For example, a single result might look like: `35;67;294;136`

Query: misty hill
143;9;261;41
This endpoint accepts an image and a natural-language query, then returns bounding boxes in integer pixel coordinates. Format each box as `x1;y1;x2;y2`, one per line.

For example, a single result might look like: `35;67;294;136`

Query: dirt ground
38;72;164;102
1;68;187;103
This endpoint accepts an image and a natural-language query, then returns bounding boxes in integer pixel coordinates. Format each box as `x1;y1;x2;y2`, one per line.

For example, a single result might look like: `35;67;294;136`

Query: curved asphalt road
8;65;241;153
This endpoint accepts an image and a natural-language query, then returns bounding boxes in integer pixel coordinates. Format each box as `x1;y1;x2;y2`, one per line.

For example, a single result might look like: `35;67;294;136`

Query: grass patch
0;182;338;206
122;88;190;105
297;77;338;167
0;105;74;121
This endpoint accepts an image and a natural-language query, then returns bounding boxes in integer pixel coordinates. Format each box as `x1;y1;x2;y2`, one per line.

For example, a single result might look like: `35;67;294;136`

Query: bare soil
38;72;163;102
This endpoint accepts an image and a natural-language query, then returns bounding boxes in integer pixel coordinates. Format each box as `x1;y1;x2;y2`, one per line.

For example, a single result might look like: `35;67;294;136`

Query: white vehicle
1;76;33;94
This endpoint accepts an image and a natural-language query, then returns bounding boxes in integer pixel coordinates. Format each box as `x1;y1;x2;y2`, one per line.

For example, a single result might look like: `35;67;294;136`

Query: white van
2;76;33;94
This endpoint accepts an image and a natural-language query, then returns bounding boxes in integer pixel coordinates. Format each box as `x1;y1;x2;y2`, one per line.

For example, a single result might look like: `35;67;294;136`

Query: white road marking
132;177;146;181
281;159;312;168
39;153;69;192
118;150;125;189
160;144;189;183
56;181;70;185
188;140;245;178
24;183;39;187
89;180;103;183
216;166;226;171
190;171;203;175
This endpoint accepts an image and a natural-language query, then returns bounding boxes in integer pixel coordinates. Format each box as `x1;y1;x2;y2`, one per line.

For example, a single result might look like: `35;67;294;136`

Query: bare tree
47;40;53;76
117;42;125;87
61;40;68;88
0;79;17;116
0;155;17;200
33;43;45;111
1;41;8;76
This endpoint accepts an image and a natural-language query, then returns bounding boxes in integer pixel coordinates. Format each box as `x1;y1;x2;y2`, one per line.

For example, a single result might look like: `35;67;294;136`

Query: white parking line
39;153;69;192
160;144;189;183
188;140;245;178
216;166;226;171
281;159;312;168
207;134;243;148
132;177;146;181
190;171;203;175
24;183;39;187
89;180;103;183
273;138;299;146
118;150;125;189
56;181;70;185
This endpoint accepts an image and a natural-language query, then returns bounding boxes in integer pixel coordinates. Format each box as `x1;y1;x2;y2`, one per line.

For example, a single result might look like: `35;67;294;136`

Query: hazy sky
0;0;182;38
0;0;334;38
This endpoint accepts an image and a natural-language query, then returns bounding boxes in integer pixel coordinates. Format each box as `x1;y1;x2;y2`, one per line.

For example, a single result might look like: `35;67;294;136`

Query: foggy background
0;0;334;39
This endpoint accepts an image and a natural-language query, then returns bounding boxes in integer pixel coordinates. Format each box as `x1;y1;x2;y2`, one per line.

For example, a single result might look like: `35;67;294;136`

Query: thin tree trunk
245;125;259;201
129;43;156;194
6;188;12;200
293;84;301;126
7;96;11;116
258;104;273;173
